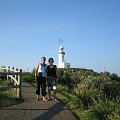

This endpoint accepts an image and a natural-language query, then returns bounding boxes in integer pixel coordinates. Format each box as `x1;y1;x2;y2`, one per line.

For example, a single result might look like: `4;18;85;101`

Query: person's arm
55;66;58;81
45;65;48;75
35;64;39;79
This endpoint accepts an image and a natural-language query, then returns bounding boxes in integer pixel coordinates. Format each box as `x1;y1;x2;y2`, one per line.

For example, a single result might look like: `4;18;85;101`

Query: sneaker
43;97;47;101
36;95;39;100
52;98;57;101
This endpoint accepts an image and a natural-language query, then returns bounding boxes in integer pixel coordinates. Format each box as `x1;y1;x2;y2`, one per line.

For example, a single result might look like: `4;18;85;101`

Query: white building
58;45;71;68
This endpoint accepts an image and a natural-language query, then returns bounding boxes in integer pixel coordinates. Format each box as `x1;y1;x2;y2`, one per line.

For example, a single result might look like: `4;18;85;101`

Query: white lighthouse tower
58;45;70;68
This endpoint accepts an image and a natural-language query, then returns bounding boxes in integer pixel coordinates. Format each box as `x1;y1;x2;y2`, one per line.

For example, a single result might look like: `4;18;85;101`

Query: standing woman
35;56;47;101
46;58;58;100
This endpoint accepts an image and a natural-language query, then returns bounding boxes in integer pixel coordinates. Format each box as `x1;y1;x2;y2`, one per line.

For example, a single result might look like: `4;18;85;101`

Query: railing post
11;67;14;84
14;68;18;91
7;66;10;81
20;69;22;98
17;69;22;98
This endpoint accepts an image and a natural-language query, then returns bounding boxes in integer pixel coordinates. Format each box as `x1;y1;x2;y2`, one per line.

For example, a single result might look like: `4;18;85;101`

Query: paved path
0;82;79;120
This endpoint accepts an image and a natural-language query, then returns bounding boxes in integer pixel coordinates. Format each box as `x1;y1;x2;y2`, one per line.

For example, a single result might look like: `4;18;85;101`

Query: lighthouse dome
58;45;65;54
59;45;64;50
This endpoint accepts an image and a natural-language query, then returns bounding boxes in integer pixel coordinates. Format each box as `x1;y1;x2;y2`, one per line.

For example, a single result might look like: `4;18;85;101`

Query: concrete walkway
0;82;79;120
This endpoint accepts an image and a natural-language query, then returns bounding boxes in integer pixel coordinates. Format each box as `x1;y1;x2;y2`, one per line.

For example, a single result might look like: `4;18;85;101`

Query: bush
57;68;120;120
87;99;120;120
22;72;35;85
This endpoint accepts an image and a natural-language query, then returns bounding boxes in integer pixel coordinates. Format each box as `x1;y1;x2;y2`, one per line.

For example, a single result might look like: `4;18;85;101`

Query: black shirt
46;65;57;78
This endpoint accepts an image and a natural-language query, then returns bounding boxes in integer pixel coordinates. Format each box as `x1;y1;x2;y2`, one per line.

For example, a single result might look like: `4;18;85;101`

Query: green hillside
57;68;120;120
22;68;120;120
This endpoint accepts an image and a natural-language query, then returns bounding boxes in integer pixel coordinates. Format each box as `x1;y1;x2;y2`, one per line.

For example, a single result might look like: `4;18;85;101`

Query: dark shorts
47;76;57;90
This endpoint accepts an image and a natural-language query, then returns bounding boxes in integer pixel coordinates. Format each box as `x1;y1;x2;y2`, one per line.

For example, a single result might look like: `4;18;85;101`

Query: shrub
87;99;120;120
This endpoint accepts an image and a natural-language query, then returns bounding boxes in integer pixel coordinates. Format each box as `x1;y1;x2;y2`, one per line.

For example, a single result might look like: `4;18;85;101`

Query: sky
0;0;120;75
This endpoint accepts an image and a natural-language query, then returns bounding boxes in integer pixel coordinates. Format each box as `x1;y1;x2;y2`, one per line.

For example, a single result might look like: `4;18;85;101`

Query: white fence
0;66;22;98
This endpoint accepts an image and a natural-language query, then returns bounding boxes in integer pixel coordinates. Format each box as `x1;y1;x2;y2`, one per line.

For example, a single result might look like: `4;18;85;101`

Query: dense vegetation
57;68;120;120
18;68;120;119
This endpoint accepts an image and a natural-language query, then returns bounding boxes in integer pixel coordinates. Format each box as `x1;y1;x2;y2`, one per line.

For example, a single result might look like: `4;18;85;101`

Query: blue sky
0;0;120;75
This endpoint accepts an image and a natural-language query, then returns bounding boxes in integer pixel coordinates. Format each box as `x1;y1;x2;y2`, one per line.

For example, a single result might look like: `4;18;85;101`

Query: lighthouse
58;45;70;68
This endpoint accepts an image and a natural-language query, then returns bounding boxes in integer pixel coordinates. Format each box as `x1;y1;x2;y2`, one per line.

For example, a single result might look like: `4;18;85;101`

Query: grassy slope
0;81;23;108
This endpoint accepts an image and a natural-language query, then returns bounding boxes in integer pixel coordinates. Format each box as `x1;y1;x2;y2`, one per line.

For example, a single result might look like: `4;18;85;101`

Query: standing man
35;56;47;101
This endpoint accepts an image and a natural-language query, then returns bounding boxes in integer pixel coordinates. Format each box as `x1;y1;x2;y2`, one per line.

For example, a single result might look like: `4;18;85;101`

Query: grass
0;80;11;86
56;84;120;120
0;80;24;108
0;90;24;108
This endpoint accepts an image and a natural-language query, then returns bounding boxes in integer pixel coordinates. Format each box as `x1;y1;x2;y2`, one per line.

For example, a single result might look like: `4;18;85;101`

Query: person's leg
41;77;47;101
53;90;57;100
47;77;52;100
36;76;40;100
48;89;51;99
53;79;57;100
